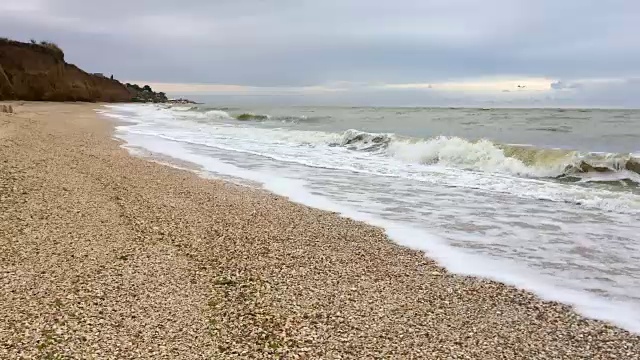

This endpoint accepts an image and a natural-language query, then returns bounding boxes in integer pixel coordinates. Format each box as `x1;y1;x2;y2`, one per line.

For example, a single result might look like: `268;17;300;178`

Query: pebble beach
1;102;639;359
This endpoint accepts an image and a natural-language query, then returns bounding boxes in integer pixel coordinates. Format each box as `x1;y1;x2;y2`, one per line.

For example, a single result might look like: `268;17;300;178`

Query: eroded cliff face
0;39;131;102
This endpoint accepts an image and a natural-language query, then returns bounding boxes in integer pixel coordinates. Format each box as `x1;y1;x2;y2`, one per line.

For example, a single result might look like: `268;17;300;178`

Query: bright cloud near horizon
1;0;639;107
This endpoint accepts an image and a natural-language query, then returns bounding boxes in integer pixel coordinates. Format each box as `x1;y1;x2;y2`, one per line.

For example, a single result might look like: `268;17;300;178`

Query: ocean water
100;104;640;333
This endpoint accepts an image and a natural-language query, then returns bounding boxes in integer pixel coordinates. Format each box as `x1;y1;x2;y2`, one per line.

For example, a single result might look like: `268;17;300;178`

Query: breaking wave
233;113;328;124
168;106;325;124
236;113;271;121
334;129;640;183
150;105;640;185
204;110;234;119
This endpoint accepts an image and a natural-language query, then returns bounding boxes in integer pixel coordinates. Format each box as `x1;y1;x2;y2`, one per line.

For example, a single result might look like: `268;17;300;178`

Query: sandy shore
0;102;639;359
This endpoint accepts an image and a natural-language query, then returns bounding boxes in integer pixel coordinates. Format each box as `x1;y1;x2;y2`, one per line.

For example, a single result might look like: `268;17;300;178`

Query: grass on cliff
0;37;65;59
38;41;64;56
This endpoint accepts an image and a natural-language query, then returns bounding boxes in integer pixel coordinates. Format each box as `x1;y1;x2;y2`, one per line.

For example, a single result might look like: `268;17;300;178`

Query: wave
205;110;233;119
337;129;393;151
236;113;271;121
334;130;640;183
530;126;572;133
234;113;327;124
169;105;236;112
174;109;233;121
140;104;640;185
272;115;329;124
168;105;328;124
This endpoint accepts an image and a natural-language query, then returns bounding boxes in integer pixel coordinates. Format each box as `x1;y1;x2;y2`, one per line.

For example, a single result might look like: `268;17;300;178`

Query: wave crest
236;113;270;121
205;110;233;119
338;129;393;151
336;129;640;183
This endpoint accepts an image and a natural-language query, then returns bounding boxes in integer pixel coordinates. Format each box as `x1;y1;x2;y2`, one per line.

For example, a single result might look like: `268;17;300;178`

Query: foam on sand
115;126;640;334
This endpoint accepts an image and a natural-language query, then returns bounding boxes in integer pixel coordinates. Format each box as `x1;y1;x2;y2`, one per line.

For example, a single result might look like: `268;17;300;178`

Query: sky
1;0;639;107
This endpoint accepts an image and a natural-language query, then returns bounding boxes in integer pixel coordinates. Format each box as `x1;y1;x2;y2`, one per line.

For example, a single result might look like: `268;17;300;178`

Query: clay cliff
0;38;131;102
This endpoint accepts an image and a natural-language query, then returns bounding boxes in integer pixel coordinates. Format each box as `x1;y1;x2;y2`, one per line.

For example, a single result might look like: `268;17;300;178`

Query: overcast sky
1;0;639;106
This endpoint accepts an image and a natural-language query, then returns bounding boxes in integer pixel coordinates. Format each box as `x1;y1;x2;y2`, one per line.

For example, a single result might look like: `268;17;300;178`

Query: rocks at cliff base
123;84;199;104
125;83;168;103
167;98;198;104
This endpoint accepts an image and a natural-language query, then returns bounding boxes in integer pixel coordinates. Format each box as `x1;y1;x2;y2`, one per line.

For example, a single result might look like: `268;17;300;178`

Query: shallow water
101;104;640;333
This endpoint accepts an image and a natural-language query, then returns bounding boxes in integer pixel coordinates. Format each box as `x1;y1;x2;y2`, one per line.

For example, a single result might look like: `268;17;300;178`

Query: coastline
1;102;639;358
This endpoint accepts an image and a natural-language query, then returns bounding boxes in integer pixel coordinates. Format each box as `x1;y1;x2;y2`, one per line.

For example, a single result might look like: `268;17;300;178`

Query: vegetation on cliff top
36;40;64;58
1;37;66;60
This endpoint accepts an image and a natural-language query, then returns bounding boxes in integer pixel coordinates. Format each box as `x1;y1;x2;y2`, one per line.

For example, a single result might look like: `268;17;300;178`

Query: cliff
0;38;131;102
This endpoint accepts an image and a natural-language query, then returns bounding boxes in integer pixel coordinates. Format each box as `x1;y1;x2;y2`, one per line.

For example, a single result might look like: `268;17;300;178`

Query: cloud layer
1;0;639;106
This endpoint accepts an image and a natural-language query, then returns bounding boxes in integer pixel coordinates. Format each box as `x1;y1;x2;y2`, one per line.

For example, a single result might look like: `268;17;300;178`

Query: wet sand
1;102;639;359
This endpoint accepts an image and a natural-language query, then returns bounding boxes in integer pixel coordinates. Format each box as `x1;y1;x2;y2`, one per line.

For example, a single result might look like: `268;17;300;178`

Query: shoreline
109;103;640;333
1;102;639;358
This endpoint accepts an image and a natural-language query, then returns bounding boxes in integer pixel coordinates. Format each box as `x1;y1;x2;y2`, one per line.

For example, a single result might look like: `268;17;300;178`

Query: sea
100;104;640;333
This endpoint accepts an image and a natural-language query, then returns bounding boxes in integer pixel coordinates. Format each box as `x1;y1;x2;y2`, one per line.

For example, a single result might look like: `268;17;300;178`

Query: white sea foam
169;106;193;111
201;110;233;119
102;104;640;333
112;110;640;215
115;128;640;334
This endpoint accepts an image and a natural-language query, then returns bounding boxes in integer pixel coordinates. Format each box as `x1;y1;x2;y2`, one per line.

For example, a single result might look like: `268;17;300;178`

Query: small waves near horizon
101;103;640;333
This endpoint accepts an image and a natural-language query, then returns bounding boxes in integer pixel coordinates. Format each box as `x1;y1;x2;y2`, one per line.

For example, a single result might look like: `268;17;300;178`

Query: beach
1;102;639;359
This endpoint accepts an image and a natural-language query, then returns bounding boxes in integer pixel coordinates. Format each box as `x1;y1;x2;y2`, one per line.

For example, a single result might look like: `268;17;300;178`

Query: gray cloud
1;0;639;106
